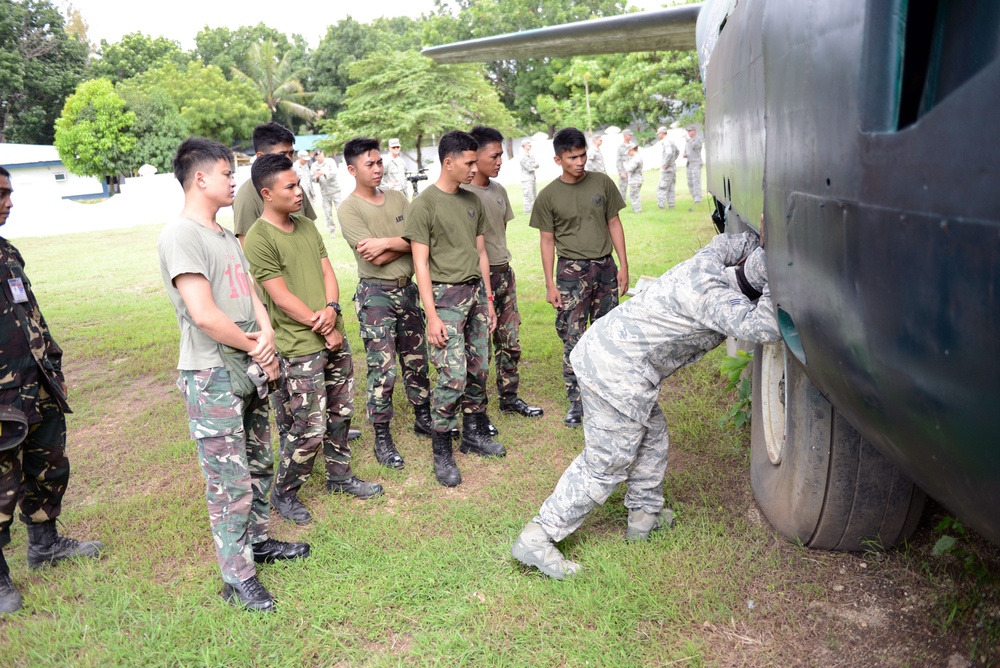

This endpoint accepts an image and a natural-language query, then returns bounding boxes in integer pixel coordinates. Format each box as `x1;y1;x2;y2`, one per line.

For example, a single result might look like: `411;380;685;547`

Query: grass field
0;171;996;667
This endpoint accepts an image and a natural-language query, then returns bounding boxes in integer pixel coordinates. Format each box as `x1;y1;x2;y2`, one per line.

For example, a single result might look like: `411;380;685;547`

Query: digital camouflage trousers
488;266;523;401
429;281;490;432
657;169;677;208
272;346;355;496
178;367;273;585
555;255;619;403
355;281;429;423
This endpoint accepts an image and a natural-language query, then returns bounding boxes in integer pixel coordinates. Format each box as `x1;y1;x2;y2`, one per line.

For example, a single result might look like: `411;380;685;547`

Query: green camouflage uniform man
684;125;704;204
519;139;539;214
0;165;104;615
531;127;629;428
655;126;679;209
462;126;543;420
312;150;342;234
616;128;634;199
624;143;644;213
243;154;382;527
339;137;431;471
381;138;411;198
159;139;309;613
588;135;606;174
404;130;506;487
512;232;778;579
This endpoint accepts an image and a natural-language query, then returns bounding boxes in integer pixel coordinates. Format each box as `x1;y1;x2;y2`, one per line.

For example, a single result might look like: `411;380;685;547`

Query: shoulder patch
467;207;477;220
592;194;604;206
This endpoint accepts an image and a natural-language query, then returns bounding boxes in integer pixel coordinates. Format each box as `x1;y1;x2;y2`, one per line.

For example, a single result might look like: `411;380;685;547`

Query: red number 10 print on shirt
224;263;251;298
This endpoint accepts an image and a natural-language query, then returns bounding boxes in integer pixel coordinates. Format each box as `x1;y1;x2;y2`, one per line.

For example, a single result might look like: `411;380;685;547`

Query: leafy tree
320;49;515;166
54;78;137;187
230;39;315;130
133;61;269;146
193;23;306;80
91;32;187;83
596;50;704;129
0;0;89;144
115;80;189;173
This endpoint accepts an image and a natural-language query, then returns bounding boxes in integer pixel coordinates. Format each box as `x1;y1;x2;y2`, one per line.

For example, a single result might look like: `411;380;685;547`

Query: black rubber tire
750;343;925;551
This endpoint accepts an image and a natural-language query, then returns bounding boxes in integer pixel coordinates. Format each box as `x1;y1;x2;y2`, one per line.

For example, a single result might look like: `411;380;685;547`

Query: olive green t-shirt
529;171;625;260
403;185;488;284
460;180;513;266
243;214;340;358
233;178;318;237
338;189;413;280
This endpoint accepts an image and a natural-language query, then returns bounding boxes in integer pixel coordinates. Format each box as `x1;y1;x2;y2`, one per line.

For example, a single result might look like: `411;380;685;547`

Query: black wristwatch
326;301;342;314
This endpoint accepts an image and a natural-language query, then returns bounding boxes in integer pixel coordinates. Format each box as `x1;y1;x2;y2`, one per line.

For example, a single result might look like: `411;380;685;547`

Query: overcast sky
64;0;669;49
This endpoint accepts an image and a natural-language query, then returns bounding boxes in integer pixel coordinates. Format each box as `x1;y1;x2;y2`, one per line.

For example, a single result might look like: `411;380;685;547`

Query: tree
230;39;315;129
115;81;189;173
596;51;704;129
54;79;137;189
320;50;515;166
134;61;270;146
193;23;305;80
91;32;186;83
0;0;89;144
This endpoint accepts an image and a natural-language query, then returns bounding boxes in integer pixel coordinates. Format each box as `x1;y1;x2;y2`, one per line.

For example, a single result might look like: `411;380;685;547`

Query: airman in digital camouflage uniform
293;149;315;201
588;134;606;174
530;127;629;428
404;130;505;487
339;137;431;471
624;142;644;213
616;128;634;199
684;125;704;205
463;126;543;422
243;154;382;528
512;231;779;579
312;150;342;235
159;139;309;613
519;139;539;214
381;138;410;198
655;126;679;209
0;165;104;615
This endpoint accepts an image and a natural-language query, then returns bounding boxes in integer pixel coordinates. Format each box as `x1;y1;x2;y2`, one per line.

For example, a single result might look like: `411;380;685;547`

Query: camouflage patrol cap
656;126;668;134
388;138;401;147
623;128;634;135
0;405;28;451
686;124;697;131
297;150;309;158
742;247;768;292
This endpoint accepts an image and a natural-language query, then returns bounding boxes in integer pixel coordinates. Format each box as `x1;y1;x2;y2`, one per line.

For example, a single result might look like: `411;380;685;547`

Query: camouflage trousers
521;179;536;214
657;169;677;209
0;384;70;550
555;255;619;403
686;162;703;203
320;184;342;233
355;280;429;423
628;178;643;213
535;383;669;542
273;347;355;496
489;265;523;401
429;281;490;432
618;173;628;200
178;368;272;585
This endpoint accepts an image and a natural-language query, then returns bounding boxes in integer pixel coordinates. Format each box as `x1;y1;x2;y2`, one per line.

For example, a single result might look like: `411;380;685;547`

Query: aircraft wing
422;4;703;64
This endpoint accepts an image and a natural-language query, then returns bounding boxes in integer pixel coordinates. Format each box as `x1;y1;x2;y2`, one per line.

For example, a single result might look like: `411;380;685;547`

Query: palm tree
231;40;317;123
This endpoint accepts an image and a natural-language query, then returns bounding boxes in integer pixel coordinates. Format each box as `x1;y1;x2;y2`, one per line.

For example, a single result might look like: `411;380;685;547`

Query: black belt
432;278;481;286
362;277;411;288
559;254;613;264
489;262;510;273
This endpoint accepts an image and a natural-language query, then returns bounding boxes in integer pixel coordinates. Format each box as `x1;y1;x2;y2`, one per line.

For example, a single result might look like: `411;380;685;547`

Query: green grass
0;171;994;666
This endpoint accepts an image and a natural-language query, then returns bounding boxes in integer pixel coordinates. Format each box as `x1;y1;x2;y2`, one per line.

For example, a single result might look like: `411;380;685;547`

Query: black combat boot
431;431;462;487
327;476;384;499
564;400;583;428
483;412;500;438
500;396;544;417
252;537;311;563
373;422;405;470
221;575;275;612
0;551;23;614
460;412;507;458
270;489;312;525
414;403;460;441
25;520;104;570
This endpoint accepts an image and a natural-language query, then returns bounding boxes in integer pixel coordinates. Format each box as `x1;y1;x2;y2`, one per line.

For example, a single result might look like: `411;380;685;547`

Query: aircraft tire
749;343;925;551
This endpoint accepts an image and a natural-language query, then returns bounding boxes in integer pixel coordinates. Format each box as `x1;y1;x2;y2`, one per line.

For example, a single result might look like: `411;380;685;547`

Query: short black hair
343;137;381;167
0;165;9;179
252;122;295;153
438;130;478;163
553;127;587;156
173;138;234;188
469;126;504;150
251;153;294;196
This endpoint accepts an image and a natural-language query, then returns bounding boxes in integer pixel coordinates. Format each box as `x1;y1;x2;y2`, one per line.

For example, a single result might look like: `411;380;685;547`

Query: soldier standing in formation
587;134;606;174
159;140;309;612
404;131;505;488
312;150;342;235
655;126;680;209
293;150;315;201
684;125;704;205
512;232;779;579
519;139;539;214
381;138;411;198
624;142;644;213
616;128;634;199
0;166;104;615
462;126;544;421
243;154;382;528
530;127;629;428
339;137;432;470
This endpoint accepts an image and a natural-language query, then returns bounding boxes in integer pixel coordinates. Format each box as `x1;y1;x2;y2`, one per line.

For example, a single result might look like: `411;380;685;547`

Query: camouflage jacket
0;237;70;419
570;231;779;425
661;140;679;171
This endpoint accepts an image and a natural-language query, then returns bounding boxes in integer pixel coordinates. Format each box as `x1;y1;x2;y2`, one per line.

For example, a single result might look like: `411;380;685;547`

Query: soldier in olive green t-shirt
529;127;630;428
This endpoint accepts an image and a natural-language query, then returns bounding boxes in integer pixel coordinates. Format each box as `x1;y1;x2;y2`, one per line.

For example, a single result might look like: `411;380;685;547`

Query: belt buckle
396;277;408;288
